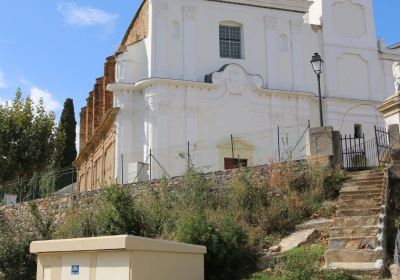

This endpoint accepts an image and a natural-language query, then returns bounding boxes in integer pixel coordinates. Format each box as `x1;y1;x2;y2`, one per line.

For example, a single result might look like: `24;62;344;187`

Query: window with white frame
219;23;242;59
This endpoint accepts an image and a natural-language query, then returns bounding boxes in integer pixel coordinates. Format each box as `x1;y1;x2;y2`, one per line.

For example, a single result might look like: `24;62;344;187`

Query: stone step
323;262;382;277
328;236;377;250
336;202;382;212
339;189;382;196
338;193;382;201
349;170;384;176
332;216;379;228
325;249;382;263
330;226;378;238
337;199;381;209
344;179;384;186
339;196;381;204
340;186;382;194
347;173;384;179
336;207;382;217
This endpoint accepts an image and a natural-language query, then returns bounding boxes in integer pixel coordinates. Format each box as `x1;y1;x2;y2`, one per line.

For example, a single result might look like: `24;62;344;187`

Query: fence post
230;134;235;161
149;149;152;180
277;126;281;162
121;154;124;185
187;141;191;170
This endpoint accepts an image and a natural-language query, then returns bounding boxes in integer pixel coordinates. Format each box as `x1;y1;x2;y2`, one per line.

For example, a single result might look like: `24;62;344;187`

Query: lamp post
310;53;324;127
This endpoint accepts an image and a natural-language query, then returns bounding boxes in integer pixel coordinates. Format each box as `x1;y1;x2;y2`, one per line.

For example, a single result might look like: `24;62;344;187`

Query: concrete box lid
30;235;207;254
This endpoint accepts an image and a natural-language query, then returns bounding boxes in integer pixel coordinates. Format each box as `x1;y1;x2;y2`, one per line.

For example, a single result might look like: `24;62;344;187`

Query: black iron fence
374;125;392;166
341;134;379;171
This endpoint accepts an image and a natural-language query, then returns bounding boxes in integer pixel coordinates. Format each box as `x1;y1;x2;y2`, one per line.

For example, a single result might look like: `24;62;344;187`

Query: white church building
75;0;400;190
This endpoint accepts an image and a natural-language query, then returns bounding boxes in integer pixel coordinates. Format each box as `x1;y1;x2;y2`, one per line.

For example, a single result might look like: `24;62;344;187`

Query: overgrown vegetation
249;245;357;280
0;161;347;280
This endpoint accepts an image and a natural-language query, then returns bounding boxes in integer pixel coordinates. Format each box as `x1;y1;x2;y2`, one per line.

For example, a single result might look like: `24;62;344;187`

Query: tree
0;89;55;184
53;98;77;191
54;98;77;169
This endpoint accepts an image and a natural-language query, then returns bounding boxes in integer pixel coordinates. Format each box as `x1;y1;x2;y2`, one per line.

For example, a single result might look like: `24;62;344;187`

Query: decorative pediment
217;138;255;150
206;0;312;13
205;64;264;96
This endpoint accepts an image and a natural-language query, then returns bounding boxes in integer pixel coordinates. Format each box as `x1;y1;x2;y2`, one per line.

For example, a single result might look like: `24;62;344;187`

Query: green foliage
0;89;55;184
36;162;347;279
322;270;358;280
0;203;58;279
28;203;55;240
177;211;250;280
53;98;76;169
96;186;145;236
55;206;98;239
53;98;77;191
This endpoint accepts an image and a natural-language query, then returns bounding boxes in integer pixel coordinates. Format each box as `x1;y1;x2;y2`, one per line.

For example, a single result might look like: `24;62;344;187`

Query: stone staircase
324;169;388;277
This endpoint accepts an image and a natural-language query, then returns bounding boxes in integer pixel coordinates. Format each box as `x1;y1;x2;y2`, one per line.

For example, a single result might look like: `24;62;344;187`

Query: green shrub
96;185;145;236
230;172;268;225
177;211;251;280
322;270;358;280
55;206;98;239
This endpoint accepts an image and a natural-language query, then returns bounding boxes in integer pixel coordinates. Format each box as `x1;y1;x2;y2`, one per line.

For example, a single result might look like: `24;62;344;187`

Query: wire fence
123;121;311;182
2;121;311;203
0;166;77;205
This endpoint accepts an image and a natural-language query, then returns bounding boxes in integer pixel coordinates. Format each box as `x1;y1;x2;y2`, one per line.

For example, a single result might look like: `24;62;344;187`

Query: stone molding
378;95;400;118
153;2;168;18
215;0;312;13
108;78;316;100
183;6;196;21
290;19;303;33
264;16;277;30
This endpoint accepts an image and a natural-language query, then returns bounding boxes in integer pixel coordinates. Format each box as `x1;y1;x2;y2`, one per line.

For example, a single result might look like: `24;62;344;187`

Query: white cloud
0;98;9;106
30;87;62;112
0;70;7;89
58;2;118;30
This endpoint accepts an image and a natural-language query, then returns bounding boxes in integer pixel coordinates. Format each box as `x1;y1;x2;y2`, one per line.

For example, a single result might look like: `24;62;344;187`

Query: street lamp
310;52;324;127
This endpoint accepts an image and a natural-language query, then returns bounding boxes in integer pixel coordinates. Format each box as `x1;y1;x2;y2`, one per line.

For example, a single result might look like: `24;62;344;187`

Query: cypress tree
54;98;77;190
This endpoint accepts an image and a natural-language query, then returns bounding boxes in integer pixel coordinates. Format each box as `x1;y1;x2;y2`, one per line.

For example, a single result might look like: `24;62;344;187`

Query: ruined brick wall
79;107;87;151
79;56;116;151
0;165;268;228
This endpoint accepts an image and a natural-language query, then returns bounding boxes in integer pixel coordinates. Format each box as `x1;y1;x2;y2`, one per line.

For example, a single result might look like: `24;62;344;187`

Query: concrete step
336;207;382;217
328;236;377;250
332;216;379;228
330;226;378;238
325;249;382;263
323;262;382;277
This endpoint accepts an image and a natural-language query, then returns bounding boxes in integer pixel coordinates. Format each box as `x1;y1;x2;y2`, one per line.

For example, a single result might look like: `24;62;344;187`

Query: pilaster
183;6;196;81
264;16;279;89
291;19;305;91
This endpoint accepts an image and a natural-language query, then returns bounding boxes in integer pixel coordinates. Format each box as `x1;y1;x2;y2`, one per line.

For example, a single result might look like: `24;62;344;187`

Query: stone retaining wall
0;165;268;229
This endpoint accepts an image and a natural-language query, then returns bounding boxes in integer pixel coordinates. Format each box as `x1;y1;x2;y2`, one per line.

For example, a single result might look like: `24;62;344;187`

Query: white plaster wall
144;0;321;93
109;0;395;181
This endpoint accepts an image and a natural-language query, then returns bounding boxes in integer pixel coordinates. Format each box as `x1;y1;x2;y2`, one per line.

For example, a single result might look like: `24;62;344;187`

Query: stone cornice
205;0;312;13
74;108;120;166
378;95;400;118
108;79;316;100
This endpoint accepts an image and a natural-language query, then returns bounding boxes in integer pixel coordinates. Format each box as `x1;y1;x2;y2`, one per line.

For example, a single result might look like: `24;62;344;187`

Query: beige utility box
30;235;206;280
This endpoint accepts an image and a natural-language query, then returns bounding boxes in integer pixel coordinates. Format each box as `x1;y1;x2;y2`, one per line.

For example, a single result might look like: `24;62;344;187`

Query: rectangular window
219;25;242;59
224;158;247;170
354;124;362;138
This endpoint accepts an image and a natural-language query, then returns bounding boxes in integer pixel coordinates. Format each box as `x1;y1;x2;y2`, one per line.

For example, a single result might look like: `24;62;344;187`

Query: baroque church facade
75;0;400;191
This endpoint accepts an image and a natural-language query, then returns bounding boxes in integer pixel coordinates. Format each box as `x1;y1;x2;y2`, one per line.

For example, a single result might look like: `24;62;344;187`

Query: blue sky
0;0;398;121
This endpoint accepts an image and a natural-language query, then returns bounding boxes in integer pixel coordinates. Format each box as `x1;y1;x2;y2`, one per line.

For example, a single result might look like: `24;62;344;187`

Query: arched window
219;21;243;59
